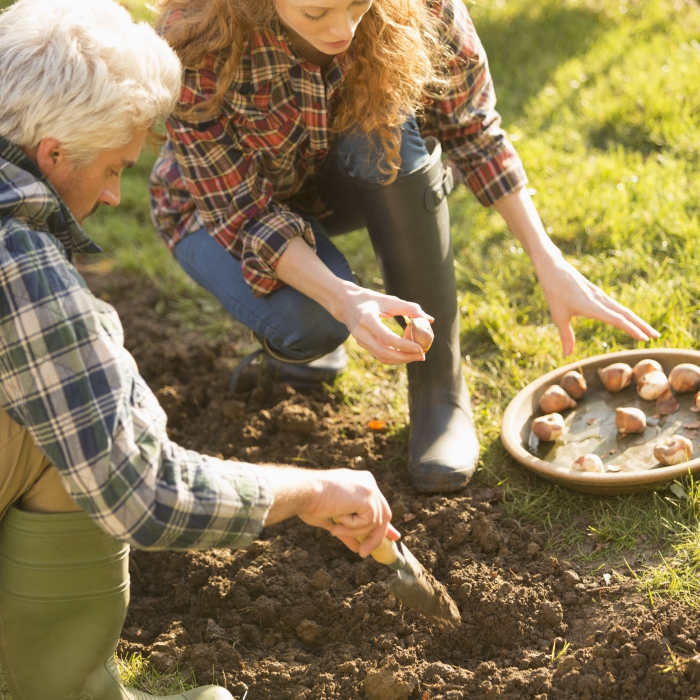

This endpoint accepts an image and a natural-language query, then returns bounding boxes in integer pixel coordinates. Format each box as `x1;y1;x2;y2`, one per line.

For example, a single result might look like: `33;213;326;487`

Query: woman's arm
424;1;657;354
276;237;431;364
494;187;659;355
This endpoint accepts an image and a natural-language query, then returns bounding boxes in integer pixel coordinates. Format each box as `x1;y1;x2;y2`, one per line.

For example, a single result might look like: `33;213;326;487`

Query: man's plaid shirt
0;136;272;550
150;0;528;298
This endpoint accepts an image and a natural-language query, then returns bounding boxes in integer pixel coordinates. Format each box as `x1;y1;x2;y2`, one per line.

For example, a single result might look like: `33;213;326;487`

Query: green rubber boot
0;507;232;700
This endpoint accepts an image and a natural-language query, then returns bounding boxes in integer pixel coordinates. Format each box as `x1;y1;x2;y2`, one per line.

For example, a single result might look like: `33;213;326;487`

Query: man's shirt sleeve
422;0;529;205
0;223;273;550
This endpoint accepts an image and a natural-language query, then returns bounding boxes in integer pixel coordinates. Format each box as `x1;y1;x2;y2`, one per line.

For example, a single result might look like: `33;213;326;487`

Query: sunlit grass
116;653;198;694
0;653;199;699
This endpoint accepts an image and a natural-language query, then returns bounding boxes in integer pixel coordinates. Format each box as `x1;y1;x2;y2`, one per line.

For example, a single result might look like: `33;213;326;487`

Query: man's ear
35;138;66;176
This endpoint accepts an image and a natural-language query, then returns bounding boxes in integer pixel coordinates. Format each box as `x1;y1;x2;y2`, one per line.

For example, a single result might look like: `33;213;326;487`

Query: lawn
1;0;700;695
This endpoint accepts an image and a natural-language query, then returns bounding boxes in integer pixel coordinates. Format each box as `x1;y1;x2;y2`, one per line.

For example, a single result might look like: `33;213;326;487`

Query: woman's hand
494;187;659;355
275;236;432;365
333;284;433;364
536;254;659;356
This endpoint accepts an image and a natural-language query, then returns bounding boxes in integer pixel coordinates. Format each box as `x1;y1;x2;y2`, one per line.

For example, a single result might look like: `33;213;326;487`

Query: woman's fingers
554;319;576;357
355;332;425;364
376;299;433;323
545;264;660;353
596;290;660;338
351;316;427;364
552;286;661;356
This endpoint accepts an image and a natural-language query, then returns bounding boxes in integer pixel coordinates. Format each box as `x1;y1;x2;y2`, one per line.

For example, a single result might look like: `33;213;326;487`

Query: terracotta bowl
500;348;700;495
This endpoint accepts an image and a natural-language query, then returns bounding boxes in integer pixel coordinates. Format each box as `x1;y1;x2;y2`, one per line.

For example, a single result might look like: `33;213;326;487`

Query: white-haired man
0;1;397;698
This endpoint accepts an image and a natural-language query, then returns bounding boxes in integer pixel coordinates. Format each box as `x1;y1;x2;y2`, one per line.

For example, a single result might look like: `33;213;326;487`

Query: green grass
0;654;198;699
2;0;700;694
116;653;198;693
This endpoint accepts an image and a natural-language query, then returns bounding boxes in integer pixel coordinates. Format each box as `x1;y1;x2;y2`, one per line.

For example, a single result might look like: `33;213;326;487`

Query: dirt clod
276;403;318;434
363;660;417;700
296;619;324;644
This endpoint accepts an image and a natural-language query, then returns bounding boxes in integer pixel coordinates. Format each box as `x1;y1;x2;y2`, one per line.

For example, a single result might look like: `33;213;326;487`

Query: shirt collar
248;18;347;90
0;134;101;256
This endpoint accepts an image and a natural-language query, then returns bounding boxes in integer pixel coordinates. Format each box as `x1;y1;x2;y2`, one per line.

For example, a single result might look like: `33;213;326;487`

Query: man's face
41;130;147;225
275;0;373;56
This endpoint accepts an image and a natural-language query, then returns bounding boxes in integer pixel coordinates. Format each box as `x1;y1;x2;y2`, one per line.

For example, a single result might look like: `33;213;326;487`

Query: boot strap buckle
424;164;454;213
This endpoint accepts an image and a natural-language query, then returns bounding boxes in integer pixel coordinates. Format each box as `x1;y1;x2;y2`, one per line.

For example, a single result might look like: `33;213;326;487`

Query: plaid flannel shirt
150;0;528;297
0;136;272;550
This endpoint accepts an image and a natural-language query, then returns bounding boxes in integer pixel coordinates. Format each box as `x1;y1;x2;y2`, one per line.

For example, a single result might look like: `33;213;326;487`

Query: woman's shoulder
181;29;295;97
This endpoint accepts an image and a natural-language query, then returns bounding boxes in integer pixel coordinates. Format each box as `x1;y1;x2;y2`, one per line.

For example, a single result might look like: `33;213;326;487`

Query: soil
84;270;700;700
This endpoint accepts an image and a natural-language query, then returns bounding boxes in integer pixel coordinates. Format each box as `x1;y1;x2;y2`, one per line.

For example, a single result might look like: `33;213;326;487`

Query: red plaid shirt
149;0;528;297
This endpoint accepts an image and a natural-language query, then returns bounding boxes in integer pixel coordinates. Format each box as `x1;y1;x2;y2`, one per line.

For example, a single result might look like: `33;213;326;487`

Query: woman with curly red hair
150;0;657;493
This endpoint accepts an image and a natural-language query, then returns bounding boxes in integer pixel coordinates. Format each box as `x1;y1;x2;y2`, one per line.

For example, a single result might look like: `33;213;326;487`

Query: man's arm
0;223;272;551
0;221;398;554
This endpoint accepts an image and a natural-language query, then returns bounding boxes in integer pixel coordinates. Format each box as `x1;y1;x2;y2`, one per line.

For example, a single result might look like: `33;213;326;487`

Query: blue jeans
174;117;431;360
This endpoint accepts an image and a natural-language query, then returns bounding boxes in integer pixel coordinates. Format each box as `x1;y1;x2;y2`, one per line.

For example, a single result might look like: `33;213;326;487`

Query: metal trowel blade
383;541;461;629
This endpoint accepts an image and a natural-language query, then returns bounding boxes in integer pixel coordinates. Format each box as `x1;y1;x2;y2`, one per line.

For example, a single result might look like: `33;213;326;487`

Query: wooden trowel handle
354;533;402;567
331;519;403;568
370;537;402;567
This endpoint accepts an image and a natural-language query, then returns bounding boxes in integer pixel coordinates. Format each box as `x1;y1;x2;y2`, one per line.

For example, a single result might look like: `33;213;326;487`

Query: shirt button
312;102;322;110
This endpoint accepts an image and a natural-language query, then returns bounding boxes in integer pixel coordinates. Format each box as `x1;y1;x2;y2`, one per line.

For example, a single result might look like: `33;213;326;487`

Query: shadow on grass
475;2;610;126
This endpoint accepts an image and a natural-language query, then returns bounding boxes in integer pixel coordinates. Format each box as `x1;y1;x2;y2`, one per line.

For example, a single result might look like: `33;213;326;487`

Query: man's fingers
336;535;362;553
357;527;388;558
386;524;401;541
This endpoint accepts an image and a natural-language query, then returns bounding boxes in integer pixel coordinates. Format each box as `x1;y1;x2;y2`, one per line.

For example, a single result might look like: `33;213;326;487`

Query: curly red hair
156;0;451;181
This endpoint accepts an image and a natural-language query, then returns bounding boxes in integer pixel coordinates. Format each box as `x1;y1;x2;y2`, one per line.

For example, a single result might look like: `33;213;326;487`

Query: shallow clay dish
501;349;700;495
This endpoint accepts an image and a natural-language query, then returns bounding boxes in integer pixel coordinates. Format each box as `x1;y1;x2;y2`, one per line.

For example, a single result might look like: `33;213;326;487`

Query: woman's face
275;0;373;55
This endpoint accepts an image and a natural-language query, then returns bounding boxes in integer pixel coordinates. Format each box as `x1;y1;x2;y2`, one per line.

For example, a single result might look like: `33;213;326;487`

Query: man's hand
260;466;399;558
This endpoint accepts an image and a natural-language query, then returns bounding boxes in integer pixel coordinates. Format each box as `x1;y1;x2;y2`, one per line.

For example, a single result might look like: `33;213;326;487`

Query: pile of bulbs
531;360;700;472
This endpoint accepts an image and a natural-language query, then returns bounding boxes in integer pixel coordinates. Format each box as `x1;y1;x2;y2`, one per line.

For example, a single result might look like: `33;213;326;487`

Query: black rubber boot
262;340;347;387
351;137;479;492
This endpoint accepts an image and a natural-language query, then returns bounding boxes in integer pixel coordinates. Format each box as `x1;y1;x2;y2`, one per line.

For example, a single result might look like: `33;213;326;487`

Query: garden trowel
367;536;461;629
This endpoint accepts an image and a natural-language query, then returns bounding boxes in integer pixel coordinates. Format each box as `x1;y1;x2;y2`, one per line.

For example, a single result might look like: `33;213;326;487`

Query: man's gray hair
0;0;181;165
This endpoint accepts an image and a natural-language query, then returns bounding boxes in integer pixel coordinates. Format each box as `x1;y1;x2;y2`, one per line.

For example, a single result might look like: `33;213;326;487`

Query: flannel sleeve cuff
465;145;529;207
214;460;274;550
240;213;317;298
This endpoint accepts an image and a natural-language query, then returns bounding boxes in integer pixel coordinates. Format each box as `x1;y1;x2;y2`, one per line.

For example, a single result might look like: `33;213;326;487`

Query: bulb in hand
404;317;434;352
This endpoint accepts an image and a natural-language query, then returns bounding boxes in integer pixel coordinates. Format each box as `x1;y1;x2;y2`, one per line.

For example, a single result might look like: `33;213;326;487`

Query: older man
0;1;396;698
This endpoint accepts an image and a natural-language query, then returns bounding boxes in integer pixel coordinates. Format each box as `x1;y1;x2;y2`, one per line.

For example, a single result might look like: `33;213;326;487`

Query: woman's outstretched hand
536;254;659;356
493;187;659;356
334;285;433;364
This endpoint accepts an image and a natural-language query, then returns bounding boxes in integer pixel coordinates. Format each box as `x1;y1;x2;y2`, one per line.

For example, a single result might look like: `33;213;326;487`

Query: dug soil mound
85;271;700;700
